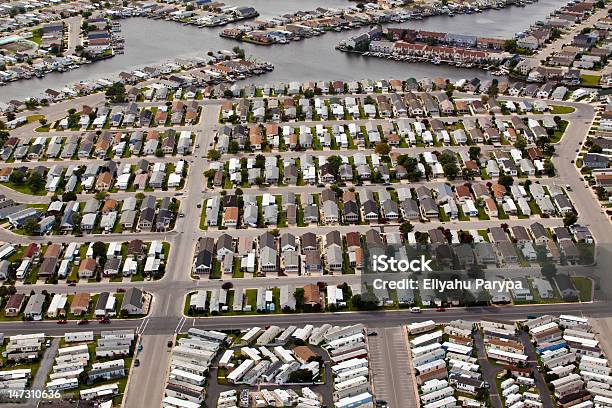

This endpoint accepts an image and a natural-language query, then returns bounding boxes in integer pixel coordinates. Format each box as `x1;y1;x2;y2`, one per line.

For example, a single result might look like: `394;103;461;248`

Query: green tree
442;161;459;179
9;170;26;185
514;136;527;150
23;218;38;235
544;159;555;177
468;146;481;161
503;39;518;53
105;82;127;103
92;242;106;259
255;154;266;169
288;369;313;383
207;149;221;161
374;142;391;156
94;191;108;201
232;46;246;59
326;155;343;178
397;155;422;181
541;262;557;280
62;191;77;202
589;144;603;154
563;212;578;227
400;221;414;236
498;175;514;188
28;172;45;193
24;99;38;110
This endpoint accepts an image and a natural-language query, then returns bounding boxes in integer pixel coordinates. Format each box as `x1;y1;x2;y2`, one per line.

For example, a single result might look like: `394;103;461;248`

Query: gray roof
24;294;45;316
122;288;143;310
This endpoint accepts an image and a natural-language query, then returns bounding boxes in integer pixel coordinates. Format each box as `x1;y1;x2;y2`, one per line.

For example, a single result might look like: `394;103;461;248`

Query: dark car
134;359;140;367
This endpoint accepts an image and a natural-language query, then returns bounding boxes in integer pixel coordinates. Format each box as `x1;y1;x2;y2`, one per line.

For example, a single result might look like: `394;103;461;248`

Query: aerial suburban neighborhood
2;0;612;407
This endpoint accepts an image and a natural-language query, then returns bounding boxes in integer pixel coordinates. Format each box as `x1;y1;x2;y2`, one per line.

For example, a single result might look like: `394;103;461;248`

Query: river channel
0;0;566;102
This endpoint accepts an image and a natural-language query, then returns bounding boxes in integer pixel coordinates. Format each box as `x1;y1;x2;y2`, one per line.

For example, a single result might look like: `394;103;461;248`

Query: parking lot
368;326;417;408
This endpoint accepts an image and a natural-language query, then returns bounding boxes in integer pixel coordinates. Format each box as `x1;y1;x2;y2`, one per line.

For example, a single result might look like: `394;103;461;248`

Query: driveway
474;330;503;408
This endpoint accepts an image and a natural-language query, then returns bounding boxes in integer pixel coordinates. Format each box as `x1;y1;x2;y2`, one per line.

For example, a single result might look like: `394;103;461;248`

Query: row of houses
46;329;135;395
410;320;486;408
0;0;70;31
0;159;186;198
527;314;612;408
16;129;194;161
220;2;403;45
163;328;227;407
217;110;557;161
5;288;145;320
221;88;549;127
194;211;591;278
0;239;165;283
203;181;571;236
50;195;178;235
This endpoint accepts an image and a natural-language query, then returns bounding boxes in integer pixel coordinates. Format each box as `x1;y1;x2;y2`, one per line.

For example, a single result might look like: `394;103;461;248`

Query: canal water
0;0;566;102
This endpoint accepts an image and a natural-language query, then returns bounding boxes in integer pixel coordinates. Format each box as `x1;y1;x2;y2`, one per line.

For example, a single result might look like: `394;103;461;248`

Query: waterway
0;0;566;102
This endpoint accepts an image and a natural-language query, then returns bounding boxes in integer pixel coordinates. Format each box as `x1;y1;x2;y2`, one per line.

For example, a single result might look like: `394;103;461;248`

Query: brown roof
101;199;117;213
5;293;24;310
71;292;90;313
224;207;238;222
128;239;144;256
96;172;112;186
342;191;356;202
486;337;523;351
345;232;361;249
23;243;39;258
492;183;506;198
456;185;472;199
303;284;321;307
293;345;317;363
44;244;61;259
80;258;97;272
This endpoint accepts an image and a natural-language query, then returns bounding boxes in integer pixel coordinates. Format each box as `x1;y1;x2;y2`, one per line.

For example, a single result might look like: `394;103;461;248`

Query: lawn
580;74;601;87
245;289;257;311
26;114;44;123
199;205;207;230
1;181;47;196
550;120;569;143
30;29;42;45
549;105;576;115
571;277;593;302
